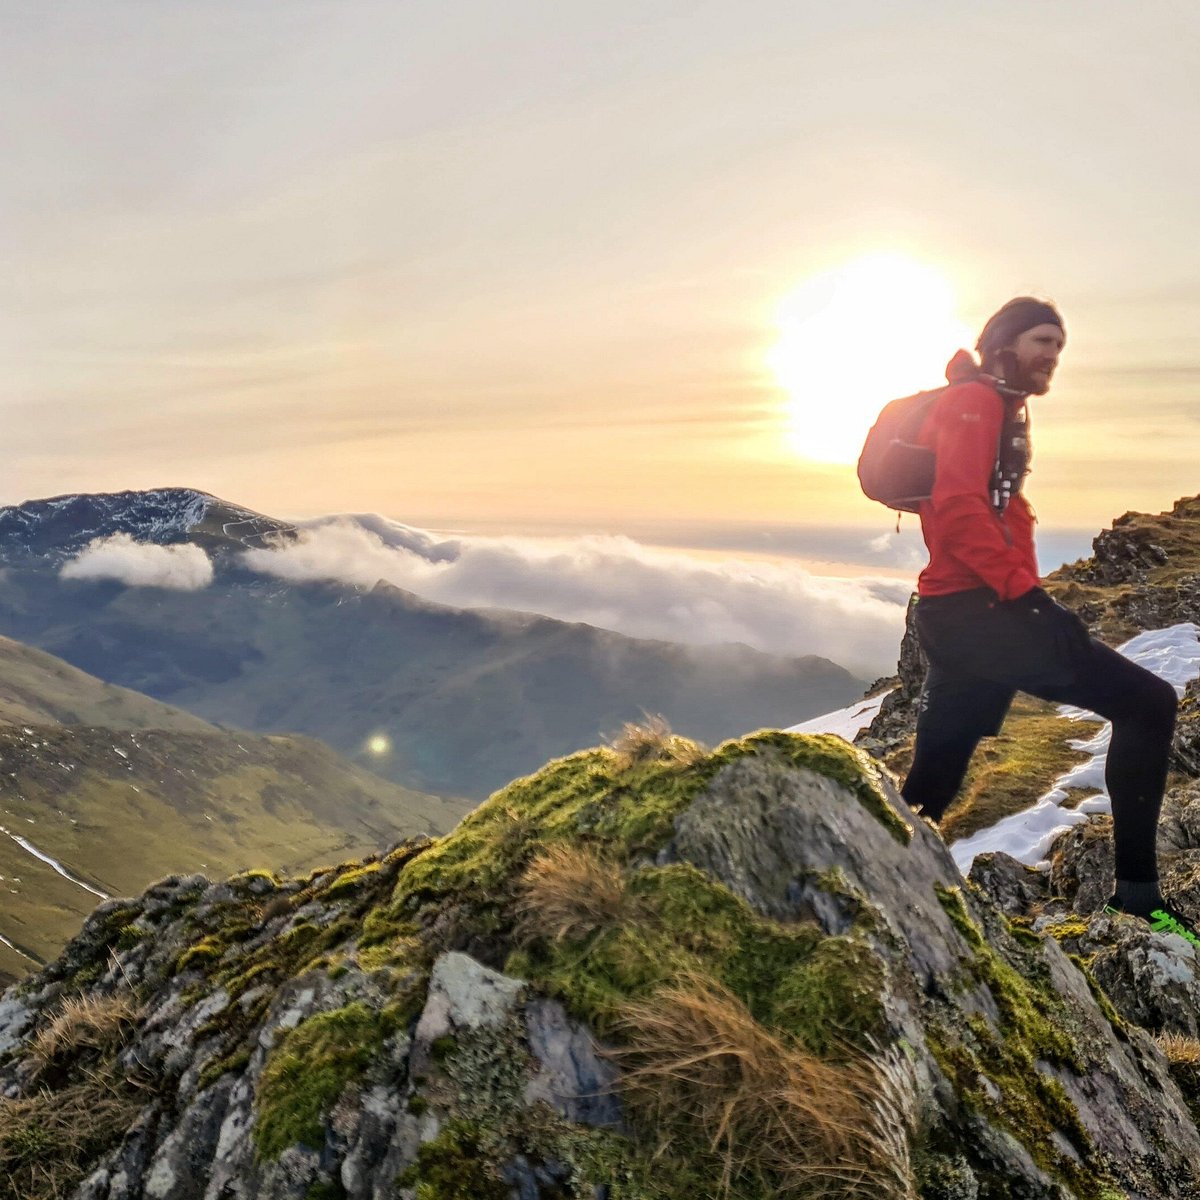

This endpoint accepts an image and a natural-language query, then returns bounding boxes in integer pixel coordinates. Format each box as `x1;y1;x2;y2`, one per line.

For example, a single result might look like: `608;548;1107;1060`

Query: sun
767;253;974;464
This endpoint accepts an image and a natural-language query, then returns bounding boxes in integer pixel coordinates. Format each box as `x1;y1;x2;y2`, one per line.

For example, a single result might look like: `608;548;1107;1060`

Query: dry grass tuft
613;973;915;1199
27;991;142;1082
516;844;633;944
607;714;706;770
0;1066;143;1200
1157;1032;1200;1065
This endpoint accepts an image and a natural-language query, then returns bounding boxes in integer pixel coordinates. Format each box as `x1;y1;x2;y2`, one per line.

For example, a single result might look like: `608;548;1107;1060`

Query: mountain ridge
0;487;296;561
0;488;868;799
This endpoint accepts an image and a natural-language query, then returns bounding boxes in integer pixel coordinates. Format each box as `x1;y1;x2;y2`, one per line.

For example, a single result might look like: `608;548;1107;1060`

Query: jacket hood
945;349;982;384
945;347;1030;401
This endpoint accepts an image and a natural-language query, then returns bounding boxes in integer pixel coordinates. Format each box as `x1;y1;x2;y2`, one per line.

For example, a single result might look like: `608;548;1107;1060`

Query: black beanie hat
976;297;1064;357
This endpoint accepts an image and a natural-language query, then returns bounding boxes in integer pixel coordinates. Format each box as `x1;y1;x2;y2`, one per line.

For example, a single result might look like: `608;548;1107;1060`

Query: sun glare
767;254;974;464
365;733;392;757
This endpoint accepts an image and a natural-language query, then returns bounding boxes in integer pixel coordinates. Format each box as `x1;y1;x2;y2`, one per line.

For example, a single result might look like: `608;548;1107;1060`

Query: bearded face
1004;323;1066;395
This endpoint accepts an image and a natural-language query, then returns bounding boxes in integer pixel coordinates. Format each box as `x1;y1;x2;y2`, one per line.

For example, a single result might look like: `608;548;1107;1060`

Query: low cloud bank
244;516;909;676
61;534;214;591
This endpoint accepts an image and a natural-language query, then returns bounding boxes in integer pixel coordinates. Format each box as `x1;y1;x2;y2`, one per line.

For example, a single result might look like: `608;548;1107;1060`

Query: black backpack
857;386;1029;514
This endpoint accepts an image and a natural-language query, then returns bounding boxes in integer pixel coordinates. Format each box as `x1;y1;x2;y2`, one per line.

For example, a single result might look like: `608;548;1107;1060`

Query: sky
4;1;1200;567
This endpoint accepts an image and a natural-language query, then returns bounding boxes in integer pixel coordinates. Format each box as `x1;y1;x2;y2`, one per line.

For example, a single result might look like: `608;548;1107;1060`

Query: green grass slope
0;634;465;984
0;634;217;731
0;724;462;983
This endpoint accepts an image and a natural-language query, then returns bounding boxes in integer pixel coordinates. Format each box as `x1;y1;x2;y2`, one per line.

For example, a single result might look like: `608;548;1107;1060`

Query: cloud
866;529;926;572
61;533;214;590
242;516;909;676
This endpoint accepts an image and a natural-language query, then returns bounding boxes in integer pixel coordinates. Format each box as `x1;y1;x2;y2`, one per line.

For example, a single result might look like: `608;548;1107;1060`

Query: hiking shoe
1104;897;1200;951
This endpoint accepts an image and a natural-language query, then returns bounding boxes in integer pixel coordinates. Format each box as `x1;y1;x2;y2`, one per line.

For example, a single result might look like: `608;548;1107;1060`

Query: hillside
0;639;461;987
4;726;1200;1198
0;633;217;730
0;488;868;799
0;724;462;985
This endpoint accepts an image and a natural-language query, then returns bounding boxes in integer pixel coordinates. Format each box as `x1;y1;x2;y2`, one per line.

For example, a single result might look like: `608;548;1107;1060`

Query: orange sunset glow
3;3;1198;551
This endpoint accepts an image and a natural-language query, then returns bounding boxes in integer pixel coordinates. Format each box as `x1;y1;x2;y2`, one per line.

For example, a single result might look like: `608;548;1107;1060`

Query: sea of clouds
62;516;912;677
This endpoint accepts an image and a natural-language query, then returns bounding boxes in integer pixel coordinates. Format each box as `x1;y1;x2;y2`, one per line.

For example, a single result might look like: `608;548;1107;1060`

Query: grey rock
670;749;1200;1199
858;593;925;757
671;753;958;987
337;1084;402;1200
143;1077;237;1200
968;851;1052;917
0;995;33;1057
414;951;525;1046
1070;517;1171;586
1087;910;1200;1037
1048;816;1116;914
1172;679;1200;779
523;998;622;1129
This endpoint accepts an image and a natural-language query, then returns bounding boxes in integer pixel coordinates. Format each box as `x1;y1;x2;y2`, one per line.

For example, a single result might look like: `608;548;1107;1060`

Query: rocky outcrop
857;594;925;758
1065;514;1171;587
966;767;1200;1053
1172;678;1200;777
1049;496;1200;642
5;730;1200;1199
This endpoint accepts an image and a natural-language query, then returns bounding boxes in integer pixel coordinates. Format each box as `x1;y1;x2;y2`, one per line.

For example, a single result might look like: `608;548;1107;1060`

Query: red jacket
915;354;1039;601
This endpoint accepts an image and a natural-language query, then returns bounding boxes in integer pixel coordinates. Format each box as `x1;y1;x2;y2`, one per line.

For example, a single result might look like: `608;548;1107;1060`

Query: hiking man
899;297;1195;941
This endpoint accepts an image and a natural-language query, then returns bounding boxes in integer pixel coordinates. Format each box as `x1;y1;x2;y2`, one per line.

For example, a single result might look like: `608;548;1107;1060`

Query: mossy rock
255;1002;401;1161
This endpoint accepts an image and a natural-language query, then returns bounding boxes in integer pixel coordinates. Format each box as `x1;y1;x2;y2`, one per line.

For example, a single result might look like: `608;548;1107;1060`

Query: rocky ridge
3;726;1200;1199
0;489;295;564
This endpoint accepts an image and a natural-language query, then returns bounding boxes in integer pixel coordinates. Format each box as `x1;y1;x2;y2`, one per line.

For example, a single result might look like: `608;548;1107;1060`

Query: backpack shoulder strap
991;393;1031;513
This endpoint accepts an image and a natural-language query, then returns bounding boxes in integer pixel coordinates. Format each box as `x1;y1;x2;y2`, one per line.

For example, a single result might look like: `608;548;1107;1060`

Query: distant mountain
0;635;459;986
0;489;869;799
0;487;294;561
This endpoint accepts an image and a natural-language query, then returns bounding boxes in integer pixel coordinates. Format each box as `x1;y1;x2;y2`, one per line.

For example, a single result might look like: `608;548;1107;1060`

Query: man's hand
1007;587;1093;660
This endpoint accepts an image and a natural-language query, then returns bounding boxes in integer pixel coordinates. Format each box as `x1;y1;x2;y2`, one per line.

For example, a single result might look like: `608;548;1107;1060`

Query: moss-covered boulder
1;728;1199;1199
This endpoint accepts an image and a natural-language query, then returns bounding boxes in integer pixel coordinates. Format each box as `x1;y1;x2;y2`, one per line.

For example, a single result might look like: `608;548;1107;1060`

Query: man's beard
1003;352;1054;394
1014;361;1054;394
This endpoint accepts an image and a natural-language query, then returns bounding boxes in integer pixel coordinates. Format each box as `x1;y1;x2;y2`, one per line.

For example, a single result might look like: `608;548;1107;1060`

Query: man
900;297;1196;943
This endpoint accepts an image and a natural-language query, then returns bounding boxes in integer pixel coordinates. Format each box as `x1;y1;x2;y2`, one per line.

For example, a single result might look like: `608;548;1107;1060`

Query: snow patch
785;688;894;741
0;929;36;963
0;824;109;899
951;623;1200;875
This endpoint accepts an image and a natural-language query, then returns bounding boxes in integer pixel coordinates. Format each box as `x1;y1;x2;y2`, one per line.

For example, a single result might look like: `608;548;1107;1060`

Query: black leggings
901;589;1177;881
